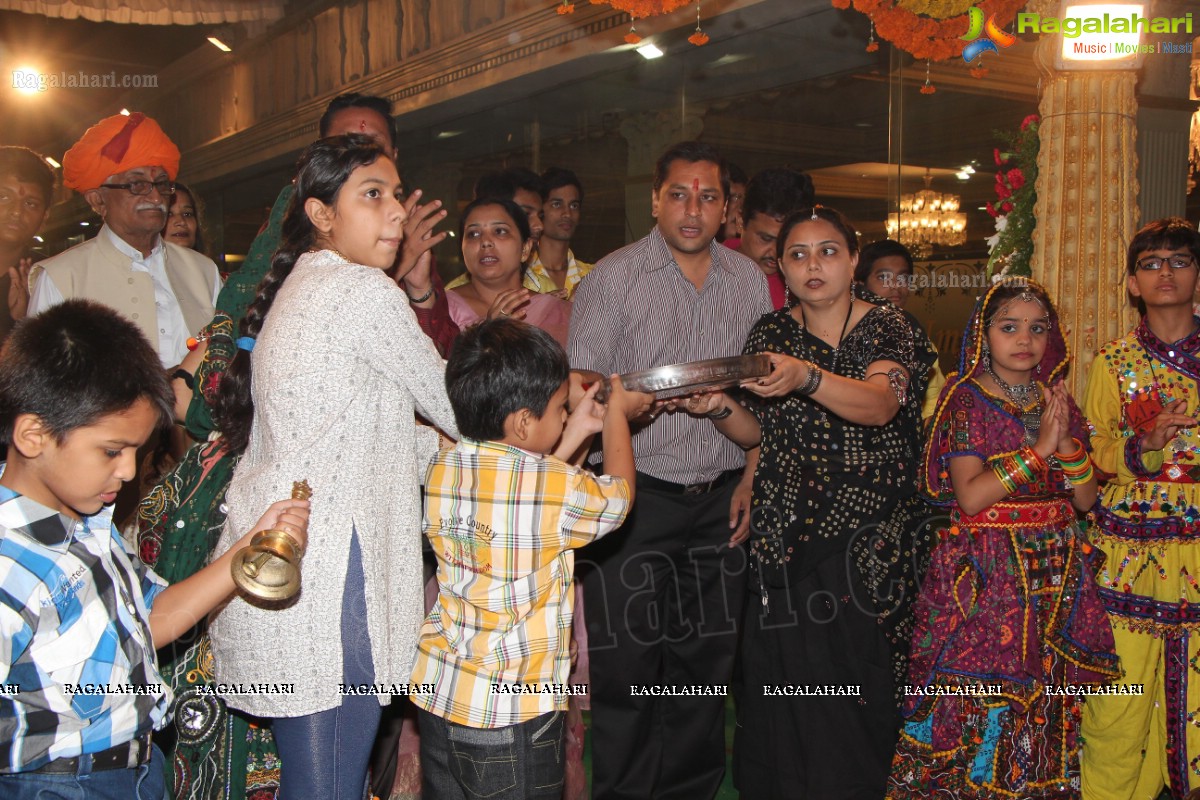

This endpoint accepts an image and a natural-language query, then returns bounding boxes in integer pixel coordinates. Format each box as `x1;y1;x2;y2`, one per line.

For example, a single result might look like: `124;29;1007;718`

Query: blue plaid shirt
0;484;172;772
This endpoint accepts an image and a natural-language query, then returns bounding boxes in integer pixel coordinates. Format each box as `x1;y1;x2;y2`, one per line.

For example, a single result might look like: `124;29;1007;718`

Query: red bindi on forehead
693;178;699;192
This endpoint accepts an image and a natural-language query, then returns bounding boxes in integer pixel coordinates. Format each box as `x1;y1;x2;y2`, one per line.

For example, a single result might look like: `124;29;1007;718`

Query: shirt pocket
33;602;126;720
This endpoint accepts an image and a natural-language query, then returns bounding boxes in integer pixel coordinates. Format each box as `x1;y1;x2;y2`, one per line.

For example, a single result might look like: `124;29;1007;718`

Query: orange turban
62;112;180;193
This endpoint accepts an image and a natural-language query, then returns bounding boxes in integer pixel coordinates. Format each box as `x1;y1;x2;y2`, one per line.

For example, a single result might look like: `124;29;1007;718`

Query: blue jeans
272;531;382;800
0;743;167;800
418;708;565;800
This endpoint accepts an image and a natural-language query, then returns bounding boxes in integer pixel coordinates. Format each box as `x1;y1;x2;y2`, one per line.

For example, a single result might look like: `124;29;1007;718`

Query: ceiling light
44;156;60;169
637;44;664;59
1054;2;1147;69
956;171;971;180
709;54;751;67
207;37;232;52
12;66;40;96
119;108;131;116
80;221;90;227
884;168;967;258
33;235;44;243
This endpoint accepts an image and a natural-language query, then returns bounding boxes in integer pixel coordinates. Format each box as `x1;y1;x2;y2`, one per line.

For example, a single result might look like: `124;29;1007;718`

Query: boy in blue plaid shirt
0;300;309;799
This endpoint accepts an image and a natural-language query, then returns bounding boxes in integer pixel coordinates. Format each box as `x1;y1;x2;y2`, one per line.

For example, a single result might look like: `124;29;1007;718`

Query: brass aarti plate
575;354;771;402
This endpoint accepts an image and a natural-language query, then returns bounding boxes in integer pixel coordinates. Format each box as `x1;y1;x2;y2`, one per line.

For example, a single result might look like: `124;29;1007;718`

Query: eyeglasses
100;179;176;197
1135;254;1196;271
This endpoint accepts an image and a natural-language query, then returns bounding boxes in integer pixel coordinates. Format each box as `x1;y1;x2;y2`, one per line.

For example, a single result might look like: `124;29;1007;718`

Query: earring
980;342;990;369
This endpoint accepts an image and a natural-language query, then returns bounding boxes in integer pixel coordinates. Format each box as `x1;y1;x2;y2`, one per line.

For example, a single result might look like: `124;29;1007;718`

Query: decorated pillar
1030;38;1140;399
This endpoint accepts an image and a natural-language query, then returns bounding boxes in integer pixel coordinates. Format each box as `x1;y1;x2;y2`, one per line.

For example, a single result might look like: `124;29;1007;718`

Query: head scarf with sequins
922;278;1069;502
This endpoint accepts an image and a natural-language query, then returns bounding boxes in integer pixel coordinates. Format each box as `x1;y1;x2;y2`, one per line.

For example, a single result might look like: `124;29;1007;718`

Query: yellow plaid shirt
411;438;631;727
524;249;594;299
444;249;593;299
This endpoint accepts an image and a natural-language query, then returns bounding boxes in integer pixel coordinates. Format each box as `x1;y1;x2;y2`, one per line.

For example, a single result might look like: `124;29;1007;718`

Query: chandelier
885;168;967;258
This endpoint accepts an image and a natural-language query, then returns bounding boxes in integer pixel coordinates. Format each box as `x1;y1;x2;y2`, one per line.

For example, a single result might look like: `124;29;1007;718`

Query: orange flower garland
589;0;692;16
830;0;1024;62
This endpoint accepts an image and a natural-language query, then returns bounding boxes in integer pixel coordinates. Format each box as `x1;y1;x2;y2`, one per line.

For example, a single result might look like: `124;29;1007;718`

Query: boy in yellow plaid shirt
411;318;647;799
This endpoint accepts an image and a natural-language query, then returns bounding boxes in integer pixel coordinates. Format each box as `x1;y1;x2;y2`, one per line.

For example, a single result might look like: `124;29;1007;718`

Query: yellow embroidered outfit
1081;320;1200;799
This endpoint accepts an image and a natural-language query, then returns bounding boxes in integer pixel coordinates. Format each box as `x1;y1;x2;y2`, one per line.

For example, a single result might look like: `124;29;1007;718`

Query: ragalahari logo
961;7;1017;63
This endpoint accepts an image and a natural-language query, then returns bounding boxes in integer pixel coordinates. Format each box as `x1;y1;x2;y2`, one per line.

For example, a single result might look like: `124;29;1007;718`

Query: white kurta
209;249;458;717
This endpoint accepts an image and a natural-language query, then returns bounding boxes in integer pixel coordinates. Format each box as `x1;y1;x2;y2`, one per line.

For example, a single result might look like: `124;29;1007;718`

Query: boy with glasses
1081;217;1200;799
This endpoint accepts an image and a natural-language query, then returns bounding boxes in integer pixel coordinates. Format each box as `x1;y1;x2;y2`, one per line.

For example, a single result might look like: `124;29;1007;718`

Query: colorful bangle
1020;446;1047;475
1055;439;1088;467
992;447;1047;495
1064;463;1094;486
993;462;1019;493
1058;450;1094;486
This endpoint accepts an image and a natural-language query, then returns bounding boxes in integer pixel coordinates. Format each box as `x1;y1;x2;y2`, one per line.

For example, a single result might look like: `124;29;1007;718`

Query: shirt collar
0;467;112;549
102;224;163;263
529;249;578;273
644;226;733;276
461;438;546;461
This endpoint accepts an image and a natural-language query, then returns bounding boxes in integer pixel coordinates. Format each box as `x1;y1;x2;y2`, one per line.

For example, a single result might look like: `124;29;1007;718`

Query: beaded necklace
985;365;1042;444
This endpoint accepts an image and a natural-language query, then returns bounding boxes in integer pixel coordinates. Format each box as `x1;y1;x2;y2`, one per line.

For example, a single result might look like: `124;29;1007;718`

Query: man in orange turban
61;112;181;194
28;112;219;368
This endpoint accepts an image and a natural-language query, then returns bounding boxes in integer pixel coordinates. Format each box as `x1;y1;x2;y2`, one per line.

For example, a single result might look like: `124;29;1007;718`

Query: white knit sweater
209;249;458;717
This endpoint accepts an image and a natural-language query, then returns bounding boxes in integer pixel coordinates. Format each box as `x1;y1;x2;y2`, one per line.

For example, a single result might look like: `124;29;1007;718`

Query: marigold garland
830;0;1024;62
589;0;692;16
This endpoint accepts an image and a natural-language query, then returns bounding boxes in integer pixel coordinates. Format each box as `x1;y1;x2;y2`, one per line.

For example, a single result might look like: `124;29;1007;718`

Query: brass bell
231;480;311;602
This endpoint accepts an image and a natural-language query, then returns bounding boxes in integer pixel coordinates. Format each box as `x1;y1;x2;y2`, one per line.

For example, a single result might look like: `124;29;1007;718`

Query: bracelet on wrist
1054;438;1087;465
1064;463;1094;486
796;362;822;396
170;368;195;390
406;284;435;304
992;447;1047;495
707;405;733;420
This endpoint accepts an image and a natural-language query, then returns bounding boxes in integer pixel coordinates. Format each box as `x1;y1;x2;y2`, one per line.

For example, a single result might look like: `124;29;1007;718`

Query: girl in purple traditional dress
888;280;1120;799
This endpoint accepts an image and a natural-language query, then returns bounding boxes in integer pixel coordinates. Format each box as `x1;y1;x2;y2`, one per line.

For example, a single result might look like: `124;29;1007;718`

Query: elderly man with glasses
29;112;220;369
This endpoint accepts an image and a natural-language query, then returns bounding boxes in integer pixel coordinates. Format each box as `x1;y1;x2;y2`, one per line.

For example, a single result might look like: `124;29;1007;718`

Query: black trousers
580;477;747;800
733;551;901;800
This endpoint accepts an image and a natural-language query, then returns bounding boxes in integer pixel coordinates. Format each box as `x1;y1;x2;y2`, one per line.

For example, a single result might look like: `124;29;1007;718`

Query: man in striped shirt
568;141;772;800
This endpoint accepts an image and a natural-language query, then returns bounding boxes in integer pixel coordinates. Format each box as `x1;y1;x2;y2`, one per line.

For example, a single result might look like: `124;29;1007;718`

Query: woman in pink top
448;197;571;348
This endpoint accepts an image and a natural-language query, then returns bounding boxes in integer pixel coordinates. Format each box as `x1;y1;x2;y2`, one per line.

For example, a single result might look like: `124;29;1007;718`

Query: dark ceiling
0;10;219;147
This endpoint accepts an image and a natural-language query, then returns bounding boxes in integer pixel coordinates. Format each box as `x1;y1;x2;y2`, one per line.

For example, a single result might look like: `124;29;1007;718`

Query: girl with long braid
206;134;458;799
